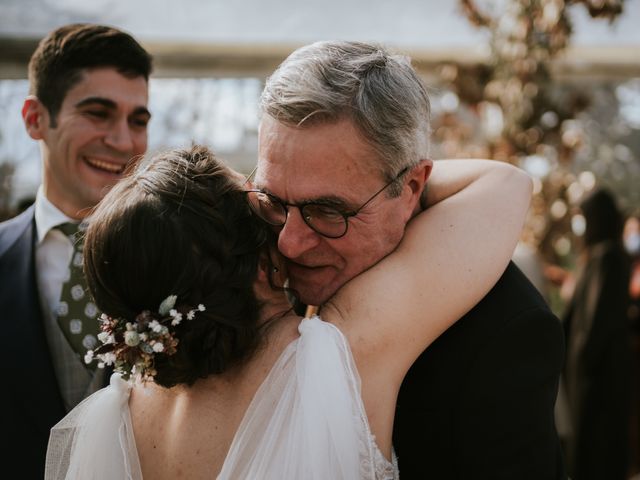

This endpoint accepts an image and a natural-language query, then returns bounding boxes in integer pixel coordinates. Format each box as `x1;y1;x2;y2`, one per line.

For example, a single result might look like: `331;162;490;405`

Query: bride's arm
324;159;532;377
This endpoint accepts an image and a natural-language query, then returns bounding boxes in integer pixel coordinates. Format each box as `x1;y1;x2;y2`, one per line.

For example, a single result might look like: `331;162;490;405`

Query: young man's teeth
85;157;123;173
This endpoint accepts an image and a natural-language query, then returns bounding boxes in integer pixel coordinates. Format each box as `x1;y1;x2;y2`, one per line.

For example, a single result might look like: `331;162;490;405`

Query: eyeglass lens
245;165;408;239
246;191;348;238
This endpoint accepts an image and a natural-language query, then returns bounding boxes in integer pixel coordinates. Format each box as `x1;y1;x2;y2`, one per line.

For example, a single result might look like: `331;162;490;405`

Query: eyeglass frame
243;165;410;239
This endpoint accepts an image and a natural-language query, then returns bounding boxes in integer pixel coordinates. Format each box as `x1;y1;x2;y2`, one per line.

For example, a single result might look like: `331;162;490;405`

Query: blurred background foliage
425;0;638;312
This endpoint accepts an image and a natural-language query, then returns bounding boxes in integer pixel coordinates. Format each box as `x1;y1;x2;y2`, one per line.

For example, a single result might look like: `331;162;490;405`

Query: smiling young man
0;24;152;478
255;41;567;479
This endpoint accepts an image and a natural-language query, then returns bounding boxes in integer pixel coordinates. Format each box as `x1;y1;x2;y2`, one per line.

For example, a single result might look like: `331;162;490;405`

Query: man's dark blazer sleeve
456;306;565;478
0;208;66;479
394;262;566;479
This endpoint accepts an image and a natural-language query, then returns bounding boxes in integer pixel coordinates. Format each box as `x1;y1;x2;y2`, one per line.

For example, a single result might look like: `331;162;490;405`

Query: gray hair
260;40;431;195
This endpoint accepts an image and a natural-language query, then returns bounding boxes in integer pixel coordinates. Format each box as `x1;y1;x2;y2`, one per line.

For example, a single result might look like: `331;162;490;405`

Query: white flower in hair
169;309;183;326
149;320;163;333
98;331;115;344
102;352;117;366
84;350;94;364
86;295;205;384
125;330;141;347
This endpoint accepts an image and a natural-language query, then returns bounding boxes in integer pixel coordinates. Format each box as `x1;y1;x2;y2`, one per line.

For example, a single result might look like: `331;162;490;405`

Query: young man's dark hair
28;23;153;125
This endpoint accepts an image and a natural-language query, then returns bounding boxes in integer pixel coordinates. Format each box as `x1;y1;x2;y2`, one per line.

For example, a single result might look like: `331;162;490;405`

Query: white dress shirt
34;187;75;319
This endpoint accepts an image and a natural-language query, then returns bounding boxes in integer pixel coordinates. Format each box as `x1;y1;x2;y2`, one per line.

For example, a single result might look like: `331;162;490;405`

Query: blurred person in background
562;188;632;480
0;23;152;479
624;213;640;476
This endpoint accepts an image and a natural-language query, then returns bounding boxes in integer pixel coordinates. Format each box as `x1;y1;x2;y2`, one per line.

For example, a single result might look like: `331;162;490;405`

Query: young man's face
24;67;150;218
256;116;417;306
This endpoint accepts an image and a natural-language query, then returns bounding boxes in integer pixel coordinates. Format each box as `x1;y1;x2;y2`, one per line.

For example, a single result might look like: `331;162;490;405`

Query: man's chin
284;263;346;305
297;294;325;308
289;279;337;307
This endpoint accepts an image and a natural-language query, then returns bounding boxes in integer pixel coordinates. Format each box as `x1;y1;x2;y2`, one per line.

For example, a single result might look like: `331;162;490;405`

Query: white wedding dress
45;316;399;479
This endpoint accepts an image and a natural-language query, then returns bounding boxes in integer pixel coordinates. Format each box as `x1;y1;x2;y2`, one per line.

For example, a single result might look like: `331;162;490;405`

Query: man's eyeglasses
244;166;409;239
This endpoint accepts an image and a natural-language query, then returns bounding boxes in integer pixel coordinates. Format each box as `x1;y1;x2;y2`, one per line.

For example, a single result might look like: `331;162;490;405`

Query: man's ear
404;159;433;217
408;159;433;192
21;96;48;140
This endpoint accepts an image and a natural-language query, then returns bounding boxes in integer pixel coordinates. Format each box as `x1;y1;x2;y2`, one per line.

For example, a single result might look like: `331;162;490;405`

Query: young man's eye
131;117;149;128
85;110;108;119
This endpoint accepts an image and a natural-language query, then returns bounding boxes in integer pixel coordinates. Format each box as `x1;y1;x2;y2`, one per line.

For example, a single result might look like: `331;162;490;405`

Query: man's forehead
253;162;369;209
65;67;148;105
255;114;387;198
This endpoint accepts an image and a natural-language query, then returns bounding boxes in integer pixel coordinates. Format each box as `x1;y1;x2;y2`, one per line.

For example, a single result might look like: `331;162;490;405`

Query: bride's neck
254;274;298;327
258;297;297;328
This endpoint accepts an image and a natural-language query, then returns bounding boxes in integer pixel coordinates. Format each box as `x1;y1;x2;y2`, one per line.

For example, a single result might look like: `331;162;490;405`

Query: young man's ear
21;96;49;140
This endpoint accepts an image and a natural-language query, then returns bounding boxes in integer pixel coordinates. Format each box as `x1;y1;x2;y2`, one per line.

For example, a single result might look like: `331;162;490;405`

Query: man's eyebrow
74;97;151;117
305;195;350;208
256;187;350;209
74;97;117;109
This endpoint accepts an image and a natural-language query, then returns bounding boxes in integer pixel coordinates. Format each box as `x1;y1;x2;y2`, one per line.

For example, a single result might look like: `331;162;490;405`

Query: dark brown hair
28;23;153;124
83;146;268;387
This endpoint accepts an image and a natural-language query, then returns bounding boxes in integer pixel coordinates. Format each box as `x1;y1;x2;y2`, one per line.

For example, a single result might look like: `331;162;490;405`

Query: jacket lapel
0;207;66;434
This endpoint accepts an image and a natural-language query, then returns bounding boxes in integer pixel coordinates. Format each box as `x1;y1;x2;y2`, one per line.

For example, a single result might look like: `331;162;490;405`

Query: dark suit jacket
0;207;110;479
393;262;566;479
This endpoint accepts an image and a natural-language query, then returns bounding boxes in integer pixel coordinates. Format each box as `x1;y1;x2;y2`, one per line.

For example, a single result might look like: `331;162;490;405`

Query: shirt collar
34;187;76;244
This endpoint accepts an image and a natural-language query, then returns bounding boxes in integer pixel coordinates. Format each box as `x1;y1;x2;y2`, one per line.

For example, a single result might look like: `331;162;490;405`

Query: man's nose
277;207;321;259
104;117;134;153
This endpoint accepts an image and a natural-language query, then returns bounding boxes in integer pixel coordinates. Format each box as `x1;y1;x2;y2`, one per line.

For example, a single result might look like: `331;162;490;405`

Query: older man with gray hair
252;40;566;479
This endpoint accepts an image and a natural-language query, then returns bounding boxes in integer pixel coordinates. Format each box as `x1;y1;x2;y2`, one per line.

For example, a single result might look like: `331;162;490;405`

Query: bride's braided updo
83;145;270;388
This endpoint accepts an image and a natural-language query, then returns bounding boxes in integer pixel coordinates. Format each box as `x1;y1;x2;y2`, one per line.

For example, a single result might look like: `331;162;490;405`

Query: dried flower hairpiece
85;295;206;383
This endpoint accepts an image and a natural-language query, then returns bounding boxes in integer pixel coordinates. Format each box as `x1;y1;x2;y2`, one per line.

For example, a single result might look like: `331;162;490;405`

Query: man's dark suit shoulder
394;261;566;479
0;206;35;258
0;205;68;480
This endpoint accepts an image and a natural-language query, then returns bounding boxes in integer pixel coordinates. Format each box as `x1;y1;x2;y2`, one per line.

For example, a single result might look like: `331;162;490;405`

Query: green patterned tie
55;222;100;369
